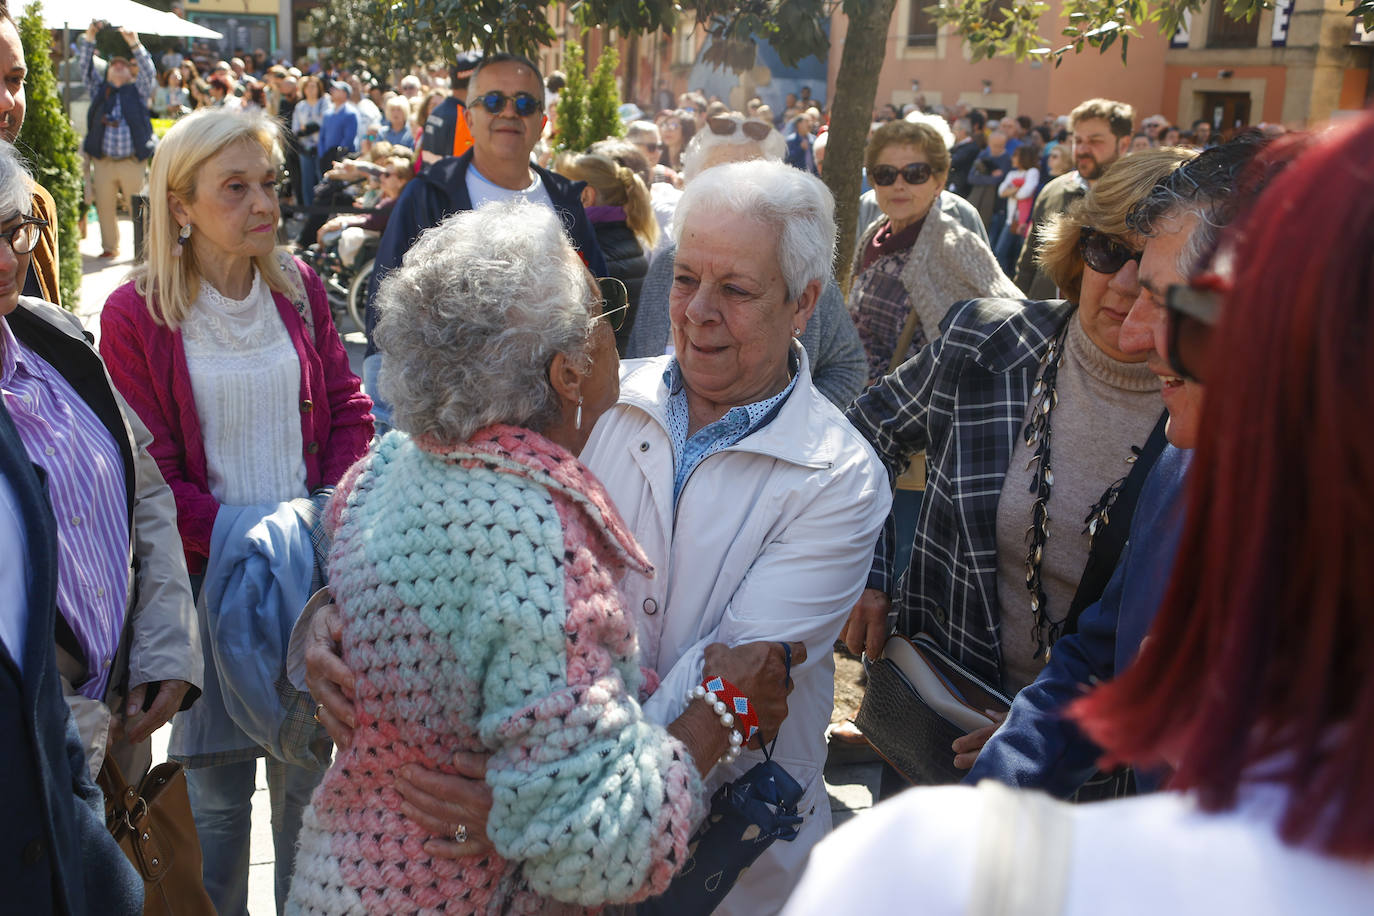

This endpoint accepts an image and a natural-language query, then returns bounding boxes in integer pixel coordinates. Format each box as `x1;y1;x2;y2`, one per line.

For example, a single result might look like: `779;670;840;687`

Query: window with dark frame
1207;0;1261;48
907;0;938;47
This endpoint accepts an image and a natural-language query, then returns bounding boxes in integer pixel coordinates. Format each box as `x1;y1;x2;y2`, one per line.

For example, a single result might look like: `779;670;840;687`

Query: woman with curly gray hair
287;200;799;914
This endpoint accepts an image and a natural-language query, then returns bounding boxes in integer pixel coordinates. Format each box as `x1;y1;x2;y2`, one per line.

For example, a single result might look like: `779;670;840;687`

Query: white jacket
582;344;891;915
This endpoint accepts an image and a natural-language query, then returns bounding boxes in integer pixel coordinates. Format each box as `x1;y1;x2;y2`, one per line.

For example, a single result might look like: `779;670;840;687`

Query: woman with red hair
781;113;1374;913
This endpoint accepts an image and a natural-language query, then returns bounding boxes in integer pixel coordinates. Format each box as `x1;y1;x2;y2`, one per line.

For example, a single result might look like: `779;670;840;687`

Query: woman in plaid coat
841;151;1195;775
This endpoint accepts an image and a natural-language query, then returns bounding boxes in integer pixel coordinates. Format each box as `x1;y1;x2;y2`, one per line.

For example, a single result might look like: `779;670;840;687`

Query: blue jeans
994;227;1024;277
186;757;322;916
362;352;393;435
297;153;320;207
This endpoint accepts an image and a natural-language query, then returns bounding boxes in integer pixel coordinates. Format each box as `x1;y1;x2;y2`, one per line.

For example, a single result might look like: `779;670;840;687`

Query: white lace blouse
182;270;308;506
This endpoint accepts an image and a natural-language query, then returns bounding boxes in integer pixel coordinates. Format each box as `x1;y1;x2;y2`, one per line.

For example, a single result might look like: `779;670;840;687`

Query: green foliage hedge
17;3;83;309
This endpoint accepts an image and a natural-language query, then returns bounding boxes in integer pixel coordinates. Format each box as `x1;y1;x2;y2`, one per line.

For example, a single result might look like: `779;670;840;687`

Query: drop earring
575;396;583;431
172;222;192;257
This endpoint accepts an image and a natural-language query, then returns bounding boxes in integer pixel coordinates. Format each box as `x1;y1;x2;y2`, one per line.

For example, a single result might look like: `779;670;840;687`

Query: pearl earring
575;396;583;431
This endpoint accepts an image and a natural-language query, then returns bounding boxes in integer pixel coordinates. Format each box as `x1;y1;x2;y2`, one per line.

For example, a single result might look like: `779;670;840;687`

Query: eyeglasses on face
1164;283;1221;383
706;116;772;142
0;216;47;256
476;90;543;117
596;276;631;332
1078;226;1143;275
870;162;934;187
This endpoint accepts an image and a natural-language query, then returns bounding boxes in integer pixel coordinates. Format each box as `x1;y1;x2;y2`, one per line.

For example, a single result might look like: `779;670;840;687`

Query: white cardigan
781;780;1374;915
581;345;891;916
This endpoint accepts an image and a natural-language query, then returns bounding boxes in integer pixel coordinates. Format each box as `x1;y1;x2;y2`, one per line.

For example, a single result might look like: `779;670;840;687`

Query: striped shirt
0;318;128;698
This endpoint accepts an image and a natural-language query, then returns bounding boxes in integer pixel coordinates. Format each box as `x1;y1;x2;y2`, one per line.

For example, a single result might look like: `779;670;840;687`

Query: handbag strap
967;780;1074;915
1064;411;1170;635
759;641;796;763
886;301;924;376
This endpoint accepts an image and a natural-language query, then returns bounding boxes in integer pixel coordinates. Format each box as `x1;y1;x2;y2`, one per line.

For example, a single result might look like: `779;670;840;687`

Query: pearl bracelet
685;676;759;765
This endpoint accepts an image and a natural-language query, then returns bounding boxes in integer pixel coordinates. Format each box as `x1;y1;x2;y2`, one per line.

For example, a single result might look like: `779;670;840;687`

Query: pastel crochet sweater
287;426;703;915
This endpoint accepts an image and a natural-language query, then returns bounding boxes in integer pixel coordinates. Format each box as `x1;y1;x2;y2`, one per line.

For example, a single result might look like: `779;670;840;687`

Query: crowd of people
3;8;1373;916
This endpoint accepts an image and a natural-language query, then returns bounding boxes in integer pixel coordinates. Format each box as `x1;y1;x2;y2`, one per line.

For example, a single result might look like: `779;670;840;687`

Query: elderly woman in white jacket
301;160;891;915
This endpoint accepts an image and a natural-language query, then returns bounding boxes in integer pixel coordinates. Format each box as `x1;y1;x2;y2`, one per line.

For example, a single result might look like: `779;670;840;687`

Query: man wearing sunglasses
964;135;1271;798
365;51;607;429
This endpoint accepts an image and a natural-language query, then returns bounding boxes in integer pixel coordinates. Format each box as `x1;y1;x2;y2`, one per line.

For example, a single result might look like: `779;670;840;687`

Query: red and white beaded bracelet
686;675;760;764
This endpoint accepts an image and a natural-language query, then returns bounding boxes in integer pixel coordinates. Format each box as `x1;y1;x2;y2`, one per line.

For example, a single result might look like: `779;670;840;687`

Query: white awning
13;0;223;39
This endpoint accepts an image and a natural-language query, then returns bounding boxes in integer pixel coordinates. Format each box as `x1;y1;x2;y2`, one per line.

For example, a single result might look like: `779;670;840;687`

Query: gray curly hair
374;201;597;444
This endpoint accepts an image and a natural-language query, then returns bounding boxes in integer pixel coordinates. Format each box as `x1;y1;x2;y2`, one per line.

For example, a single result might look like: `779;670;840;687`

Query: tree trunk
823;0;898;291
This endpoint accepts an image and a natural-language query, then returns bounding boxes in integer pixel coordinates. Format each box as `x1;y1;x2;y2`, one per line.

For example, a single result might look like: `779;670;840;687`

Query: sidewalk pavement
79;209;883;913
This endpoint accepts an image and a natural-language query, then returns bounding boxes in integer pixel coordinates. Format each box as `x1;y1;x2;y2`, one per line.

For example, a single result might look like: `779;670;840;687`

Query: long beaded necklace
1020;322;1137;662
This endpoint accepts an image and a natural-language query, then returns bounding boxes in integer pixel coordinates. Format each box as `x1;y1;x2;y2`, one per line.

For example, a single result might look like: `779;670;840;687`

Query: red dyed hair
1070;113;1374;858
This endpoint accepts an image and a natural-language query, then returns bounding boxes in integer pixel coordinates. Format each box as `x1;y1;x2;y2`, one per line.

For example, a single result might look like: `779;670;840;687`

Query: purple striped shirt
0;317;128;699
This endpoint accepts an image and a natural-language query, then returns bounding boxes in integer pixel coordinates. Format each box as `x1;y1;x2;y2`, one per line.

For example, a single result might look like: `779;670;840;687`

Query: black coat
593;219;647;354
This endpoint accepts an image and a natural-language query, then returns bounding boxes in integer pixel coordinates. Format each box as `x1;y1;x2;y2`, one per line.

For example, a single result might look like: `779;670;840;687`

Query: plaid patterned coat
846;297;1074;684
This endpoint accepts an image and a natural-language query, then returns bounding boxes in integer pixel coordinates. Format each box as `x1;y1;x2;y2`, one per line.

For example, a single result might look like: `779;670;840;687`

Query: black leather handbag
854;633;1012;785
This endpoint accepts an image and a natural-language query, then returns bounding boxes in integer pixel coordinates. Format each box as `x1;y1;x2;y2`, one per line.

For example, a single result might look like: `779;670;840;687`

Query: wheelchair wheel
346;259;372;335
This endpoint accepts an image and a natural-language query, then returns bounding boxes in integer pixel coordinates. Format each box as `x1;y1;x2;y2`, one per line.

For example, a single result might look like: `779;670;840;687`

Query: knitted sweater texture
287;426;703;915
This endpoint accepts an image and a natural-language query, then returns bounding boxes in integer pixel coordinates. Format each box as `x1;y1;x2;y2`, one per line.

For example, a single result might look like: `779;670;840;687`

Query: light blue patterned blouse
663;353;799;506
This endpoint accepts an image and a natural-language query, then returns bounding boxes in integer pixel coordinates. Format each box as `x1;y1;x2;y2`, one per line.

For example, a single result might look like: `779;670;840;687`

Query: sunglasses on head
870;162;934;187
597;277;630;332
1078;227;1142;275
706;115;772;141
476;90;543;117
1164;282;1222;383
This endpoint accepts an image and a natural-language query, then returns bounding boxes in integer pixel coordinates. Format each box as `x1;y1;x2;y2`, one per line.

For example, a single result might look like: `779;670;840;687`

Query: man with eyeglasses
365;52;607;430
964;134;1274;797
0;141;201;912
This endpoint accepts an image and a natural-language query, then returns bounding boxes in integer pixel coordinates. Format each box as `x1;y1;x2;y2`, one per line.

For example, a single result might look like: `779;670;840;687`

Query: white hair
904;110;955;149
672;159;835;301
680;120;787;182
374;201;597;444
0;141;33;219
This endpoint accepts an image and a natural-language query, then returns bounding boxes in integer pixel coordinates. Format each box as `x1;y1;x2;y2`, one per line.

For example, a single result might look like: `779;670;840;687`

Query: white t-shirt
781;782;1374;916
465;163;553;211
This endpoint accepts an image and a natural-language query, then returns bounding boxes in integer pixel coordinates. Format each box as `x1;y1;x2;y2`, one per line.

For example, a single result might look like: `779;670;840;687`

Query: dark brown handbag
96;755;217;916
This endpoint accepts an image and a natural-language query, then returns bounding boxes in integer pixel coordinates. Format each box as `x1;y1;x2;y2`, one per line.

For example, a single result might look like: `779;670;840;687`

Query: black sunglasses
0;216;47;255
1078;227;1142;275
870;162;934;187
476;90;543;117
597;277;630;332
706;115;772;141
1164;283;1221;383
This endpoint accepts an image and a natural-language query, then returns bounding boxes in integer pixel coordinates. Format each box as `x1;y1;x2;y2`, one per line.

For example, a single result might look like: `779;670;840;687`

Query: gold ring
313;703;325;723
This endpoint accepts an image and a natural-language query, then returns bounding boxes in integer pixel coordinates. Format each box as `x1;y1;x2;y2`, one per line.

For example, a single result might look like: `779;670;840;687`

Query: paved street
78;210;881;913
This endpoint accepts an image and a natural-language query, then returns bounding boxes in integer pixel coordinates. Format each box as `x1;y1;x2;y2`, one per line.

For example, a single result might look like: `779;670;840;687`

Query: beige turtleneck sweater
994;311;1161;694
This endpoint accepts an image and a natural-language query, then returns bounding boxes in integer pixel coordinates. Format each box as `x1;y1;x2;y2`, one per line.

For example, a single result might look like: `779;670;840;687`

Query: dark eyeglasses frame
0;216;48;256
706;115;772;141
476;90;543;118
870;162;934;187
1078;226;1142;276
596;276;630;332
1164;283;1222;382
